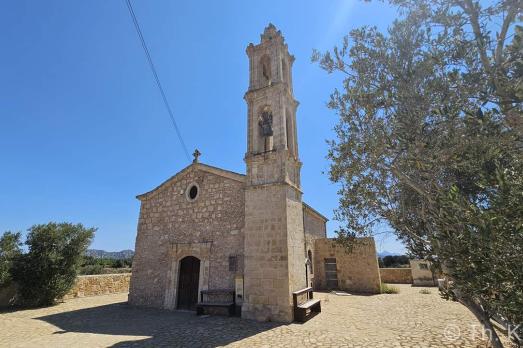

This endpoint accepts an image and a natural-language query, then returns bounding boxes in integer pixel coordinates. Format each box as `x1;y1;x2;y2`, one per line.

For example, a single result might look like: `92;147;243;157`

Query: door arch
177;256;200;310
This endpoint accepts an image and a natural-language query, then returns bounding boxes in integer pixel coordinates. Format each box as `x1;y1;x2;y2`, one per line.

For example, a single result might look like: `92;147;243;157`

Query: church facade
129;24;381;323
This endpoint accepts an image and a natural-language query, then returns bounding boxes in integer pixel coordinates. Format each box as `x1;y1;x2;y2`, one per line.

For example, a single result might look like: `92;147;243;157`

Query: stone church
129;24;381;323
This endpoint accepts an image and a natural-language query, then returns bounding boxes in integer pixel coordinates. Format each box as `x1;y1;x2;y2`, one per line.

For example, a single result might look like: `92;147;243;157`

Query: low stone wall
313;238;381;294
64;273;131;299
379;268;412;284
410;260;437;286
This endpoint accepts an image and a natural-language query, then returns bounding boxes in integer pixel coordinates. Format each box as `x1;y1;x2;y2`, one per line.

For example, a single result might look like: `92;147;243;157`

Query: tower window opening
258;108;274;153
260;55;271;85
281;58;288;83
286;109;294;156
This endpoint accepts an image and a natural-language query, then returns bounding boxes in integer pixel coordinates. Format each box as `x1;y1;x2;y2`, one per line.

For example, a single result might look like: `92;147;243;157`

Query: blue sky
0;0;405;254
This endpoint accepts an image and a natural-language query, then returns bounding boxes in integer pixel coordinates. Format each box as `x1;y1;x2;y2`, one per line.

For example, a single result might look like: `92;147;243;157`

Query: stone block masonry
410;260;437;286
314;238;381;294
63;273;131;299
379;268;413;284
242;184;306;323
129;164;245;309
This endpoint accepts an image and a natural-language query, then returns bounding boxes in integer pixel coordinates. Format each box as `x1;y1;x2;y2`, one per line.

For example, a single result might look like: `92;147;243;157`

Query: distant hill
85;249;134;259
378;250;402;258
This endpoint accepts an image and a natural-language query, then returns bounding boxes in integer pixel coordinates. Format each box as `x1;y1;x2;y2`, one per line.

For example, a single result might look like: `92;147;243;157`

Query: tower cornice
244;81;299;108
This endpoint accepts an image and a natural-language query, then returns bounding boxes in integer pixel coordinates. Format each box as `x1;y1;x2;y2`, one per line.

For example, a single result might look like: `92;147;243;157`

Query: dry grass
380;283;400;294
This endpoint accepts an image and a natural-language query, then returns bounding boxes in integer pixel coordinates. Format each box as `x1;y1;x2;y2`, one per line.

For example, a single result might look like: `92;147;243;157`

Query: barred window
228;255;238;272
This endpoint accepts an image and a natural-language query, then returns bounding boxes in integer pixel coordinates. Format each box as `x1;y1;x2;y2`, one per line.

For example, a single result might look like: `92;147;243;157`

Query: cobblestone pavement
0;284;512;348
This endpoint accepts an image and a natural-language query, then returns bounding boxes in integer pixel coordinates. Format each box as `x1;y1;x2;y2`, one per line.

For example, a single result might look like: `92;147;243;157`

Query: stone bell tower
242;24;307;322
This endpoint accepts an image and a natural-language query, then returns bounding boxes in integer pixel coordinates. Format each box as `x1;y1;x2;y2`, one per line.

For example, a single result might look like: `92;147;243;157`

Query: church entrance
177;256;200;310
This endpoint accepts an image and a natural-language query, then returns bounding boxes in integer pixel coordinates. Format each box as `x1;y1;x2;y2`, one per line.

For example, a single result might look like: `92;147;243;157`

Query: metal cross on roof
192;149;201;163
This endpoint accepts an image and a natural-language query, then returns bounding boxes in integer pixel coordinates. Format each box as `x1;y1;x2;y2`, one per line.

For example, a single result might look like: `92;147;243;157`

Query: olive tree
12;223;95;307
313;0;522;346
0;231;22;287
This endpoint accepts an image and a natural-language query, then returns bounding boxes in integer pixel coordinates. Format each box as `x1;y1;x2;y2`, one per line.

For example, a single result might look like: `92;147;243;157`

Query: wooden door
177;256;200;310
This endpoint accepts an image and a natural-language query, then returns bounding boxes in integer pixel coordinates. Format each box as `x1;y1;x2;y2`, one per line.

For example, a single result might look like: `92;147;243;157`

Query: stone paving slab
0;285;513;347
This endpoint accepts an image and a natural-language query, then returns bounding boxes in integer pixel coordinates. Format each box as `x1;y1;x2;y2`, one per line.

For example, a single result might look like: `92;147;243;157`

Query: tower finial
261;23;283;43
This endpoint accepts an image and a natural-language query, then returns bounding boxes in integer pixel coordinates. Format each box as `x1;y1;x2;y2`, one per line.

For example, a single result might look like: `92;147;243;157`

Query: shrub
79;264;104;275
101;267;132;274
380;255;410;268
419;289;431;295
81;256;133;269
12;223;95;307
380;283;399;294
0;231;22;287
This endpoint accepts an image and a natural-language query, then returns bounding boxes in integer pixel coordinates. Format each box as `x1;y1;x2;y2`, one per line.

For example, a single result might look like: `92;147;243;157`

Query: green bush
380;283;400;294
419;289;431;295
79;255;133;275
0;231;22;287
378;255;410;268
101;267;132;274
81;256;132;269
79;264;104;275
11;223;95;307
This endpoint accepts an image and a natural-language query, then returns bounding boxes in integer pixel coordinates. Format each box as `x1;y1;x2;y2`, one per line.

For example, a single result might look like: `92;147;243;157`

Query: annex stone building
129;24;381;322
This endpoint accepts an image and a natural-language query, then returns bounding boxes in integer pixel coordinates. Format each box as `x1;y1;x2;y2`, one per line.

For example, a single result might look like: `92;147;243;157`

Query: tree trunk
458;295;505;348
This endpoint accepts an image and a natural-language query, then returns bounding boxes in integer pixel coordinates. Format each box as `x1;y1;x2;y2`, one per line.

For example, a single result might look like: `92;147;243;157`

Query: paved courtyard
0;284;511;347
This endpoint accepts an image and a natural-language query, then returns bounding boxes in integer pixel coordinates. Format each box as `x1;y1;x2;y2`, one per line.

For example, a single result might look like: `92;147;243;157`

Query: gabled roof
137;163;329;222
303;202;329;222
136;162;245;200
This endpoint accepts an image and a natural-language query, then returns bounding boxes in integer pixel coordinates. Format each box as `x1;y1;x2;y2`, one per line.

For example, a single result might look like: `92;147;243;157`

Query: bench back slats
292;287;313;296
292;287;321;322
200;289;235;305
197;290;237;317
292;287;313;306
201;289;235;294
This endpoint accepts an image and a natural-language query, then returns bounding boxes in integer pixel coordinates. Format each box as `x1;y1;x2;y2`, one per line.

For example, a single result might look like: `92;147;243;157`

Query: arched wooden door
177;256;200;310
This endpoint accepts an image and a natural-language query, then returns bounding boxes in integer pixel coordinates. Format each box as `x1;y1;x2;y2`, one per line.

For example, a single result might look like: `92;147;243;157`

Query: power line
125;0;191;162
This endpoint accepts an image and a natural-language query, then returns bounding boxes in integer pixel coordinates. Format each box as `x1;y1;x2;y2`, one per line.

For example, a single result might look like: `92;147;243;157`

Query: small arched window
286;108;294;156
281;58;288;83
258;106;273;153
259;55;271;86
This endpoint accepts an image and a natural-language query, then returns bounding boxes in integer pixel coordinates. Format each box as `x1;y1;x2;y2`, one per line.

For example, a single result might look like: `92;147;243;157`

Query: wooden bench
292;287;321;322
196;289;236;316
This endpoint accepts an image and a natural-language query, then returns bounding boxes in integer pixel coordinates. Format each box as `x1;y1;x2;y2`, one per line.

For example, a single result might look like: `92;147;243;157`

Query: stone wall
0;274;131;306
303;204;327;288
379;268;413;284
242;183;300;323
129;164;245;309
410;260;437;286
303;204;327;240
64;273;131;299
313;238;381;294
285;187;307;315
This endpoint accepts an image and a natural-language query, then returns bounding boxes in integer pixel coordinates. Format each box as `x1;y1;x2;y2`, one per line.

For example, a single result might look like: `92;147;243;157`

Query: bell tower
242;24;306;322
244;23;300;186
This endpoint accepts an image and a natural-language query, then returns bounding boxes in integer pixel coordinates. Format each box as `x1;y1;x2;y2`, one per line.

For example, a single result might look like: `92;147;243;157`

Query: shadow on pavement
36;300;283;347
